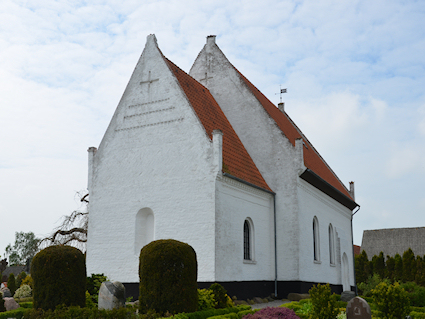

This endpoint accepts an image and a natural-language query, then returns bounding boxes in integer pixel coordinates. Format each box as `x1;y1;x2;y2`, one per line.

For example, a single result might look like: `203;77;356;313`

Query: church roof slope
235;69;353;201
164;58;272;193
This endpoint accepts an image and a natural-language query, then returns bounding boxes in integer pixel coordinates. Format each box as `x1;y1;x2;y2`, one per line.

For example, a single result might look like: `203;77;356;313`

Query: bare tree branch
40;190;89;251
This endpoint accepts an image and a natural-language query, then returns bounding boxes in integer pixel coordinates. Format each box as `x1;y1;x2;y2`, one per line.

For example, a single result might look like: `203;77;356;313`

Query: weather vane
275;85;287;103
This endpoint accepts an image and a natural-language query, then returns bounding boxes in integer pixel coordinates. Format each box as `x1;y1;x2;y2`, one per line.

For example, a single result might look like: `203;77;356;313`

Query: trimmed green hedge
172;305;251;319
139;239;198;314
31;245;86;311
0;308;30;319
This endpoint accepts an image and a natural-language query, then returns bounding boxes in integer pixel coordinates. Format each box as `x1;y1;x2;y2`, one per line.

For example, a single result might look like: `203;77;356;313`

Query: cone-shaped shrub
7;273;16;296
139;239;197;314
31;245;86;310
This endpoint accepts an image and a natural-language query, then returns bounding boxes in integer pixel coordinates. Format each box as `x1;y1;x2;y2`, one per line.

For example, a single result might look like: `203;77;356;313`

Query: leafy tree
355;250;370;284
7;273;17;296
16;271;27;287
386;255;395;282
394;253;403;281
415;256;425;286
5;232;40;266
372;251;385;279
358;273;390;297
403;248;416;282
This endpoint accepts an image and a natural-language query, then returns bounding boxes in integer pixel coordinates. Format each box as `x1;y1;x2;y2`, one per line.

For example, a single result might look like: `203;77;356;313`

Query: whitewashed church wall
87;36;218;283
297;178;354;287
190;42;303;281
214;177;274;282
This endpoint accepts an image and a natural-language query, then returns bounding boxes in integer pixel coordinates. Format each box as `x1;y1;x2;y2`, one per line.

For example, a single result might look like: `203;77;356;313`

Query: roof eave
300;169;359;211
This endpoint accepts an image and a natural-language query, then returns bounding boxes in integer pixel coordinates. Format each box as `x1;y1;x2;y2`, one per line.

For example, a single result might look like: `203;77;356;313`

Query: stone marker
4;297;19;311
346;296;371;319
98;281;126;310
1;287;11;298
287;293;310;301
341;291;356;302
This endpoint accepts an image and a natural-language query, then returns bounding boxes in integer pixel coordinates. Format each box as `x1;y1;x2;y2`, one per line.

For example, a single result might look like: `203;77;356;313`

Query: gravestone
1;287;11;298
341;291;356;302
346;297;371;319
4;297;19;311
98;281;126;310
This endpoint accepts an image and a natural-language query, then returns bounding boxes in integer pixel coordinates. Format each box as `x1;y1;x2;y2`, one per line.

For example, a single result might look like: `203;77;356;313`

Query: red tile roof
164;58;272;192
353;245;361;256
236;70;353;200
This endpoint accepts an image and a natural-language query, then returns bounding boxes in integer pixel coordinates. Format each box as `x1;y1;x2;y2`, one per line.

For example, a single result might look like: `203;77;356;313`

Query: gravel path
250;300;290;309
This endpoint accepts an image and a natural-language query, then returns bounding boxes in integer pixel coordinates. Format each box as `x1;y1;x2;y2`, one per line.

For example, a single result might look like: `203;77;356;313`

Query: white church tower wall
87;35;218;283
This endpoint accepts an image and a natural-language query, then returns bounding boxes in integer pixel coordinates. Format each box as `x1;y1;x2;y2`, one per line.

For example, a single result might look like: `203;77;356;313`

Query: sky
1;0;424;256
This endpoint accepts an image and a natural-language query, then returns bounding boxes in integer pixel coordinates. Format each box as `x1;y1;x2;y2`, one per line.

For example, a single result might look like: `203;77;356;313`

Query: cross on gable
140;71;159;101
199;72;213;86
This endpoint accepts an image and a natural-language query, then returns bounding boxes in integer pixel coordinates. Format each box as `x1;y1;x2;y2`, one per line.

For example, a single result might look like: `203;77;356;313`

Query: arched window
243;218;254;261
329;224;335;265
313;216;320;261
134;208;154;255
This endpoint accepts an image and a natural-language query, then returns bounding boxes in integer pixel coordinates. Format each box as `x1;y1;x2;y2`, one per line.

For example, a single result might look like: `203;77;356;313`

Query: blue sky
1;0;424;256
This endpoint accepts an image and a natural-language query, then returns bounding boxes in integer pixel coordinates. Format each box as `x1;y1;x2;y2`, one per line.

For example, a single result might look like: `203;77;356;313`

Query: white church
86;34;359;299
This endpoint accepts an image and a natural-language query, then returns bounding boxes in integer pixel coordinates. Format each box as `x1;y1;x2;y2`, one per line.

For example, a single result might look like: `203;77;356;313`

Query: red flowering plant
243;307;301;319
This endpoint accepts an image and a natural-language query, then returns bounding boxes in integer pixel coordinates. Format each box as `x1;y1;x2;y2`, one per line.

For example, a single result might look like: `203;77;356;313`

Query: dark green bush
0;295;5;313
172;305;251;319
139;239;198;314
13;306;138;318
209;283;228;309
400;282;425;307
31;245;86;311
358;273;390;297
309;283;338;319
7;273;17;296
16;271;27;288
86;273;107;305
198;289;216;310
0;308;30;319
372;281;410;319
410;311;425;318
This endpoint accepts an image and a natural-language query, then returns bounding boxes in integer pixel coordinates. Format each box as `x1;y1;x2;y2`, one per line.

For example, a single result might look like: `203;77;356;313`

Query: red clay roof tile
164;58;272;192
236;69;353;200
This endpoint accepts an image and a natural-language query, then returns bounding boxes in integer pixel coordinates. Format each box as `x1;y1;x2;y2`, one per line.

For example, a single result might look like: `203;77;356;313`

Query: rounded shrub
372;282;410;319
14;284;32;299
209;283;228;309
31;245;86;310
309;283;338;319
139;239;198;314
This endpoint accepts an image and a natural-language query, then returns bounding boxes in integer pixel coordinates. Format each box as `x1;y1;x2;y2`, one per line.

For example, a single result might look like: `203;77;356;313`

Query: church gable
190;36;355;206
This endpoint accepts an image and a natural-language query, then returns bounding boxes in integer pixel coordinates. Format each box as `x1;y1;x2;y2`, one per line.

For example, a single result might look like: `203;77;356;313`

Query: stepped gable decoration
235;70;354;202
164;58;272;192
